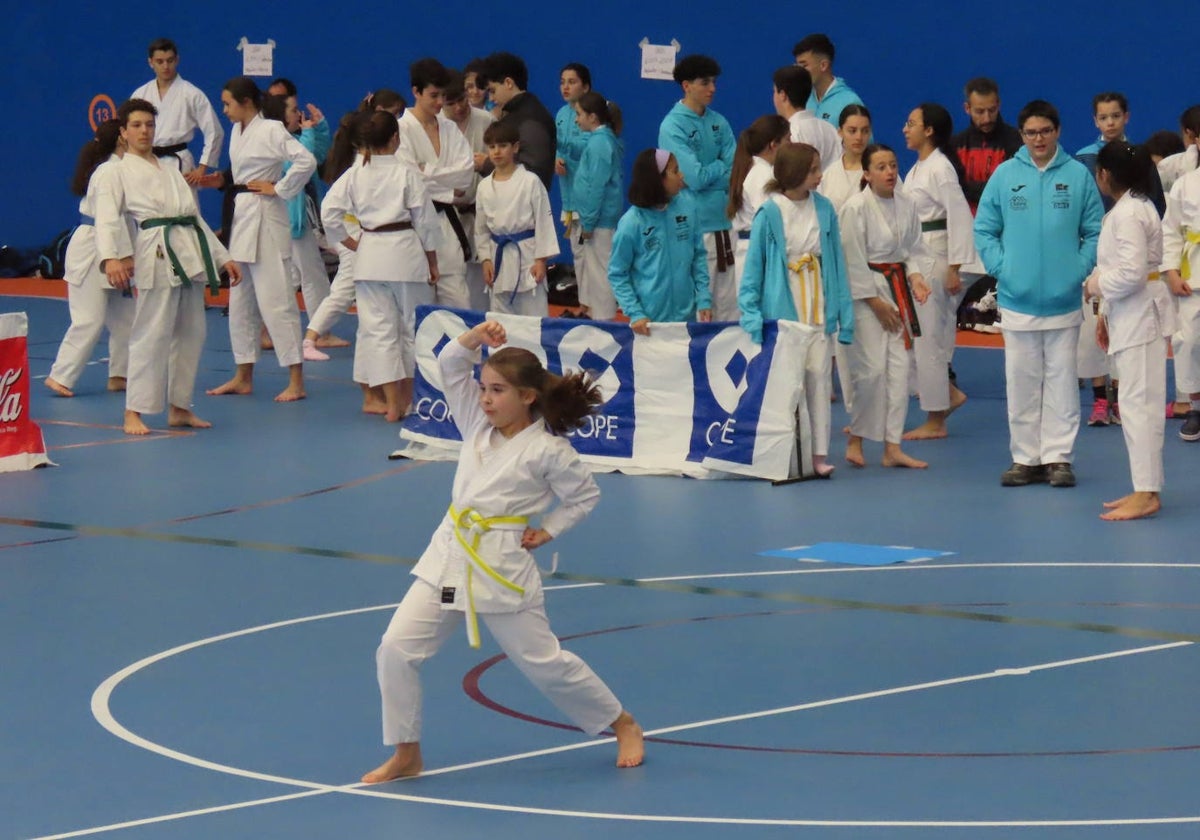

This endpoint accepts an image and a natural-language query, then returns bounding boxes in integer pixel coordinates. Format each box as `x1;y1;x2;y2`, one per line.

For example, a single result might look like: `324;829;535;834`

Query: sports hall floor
4;281;1200;839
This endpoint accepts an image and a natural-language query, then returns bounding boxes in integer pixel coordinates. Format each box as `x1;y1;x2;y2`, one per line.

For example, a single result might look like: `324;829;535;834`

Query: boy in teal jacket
974;100;1103;489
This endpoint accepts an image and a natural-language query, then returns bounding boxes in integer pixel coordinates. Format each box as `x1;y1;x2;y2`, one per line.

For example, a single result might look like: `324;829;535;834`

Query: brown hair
484;347;603;435
726;114;789;219
765;142;818;194
361;111;399;163
71;119;121;197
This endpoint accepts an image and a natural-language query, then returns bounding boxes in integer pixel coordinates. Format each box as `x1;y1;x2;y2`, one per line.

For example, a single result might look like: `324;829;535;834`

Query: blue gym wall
1;1;1189;251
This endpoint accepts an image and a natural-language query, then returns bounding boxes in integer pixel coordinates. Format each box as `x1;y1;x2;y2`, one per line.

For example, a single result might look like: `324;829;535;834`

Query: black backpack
38;226;78;279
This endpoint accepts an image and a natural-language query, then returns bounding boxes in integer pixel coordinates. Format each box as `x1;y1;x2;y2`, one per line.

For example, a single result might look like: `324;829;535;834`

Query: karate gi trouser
1112;338;1167;492
307;244;355;337
1077;301;1110;380
800;332;833;457
847;300;909;443
1171;293;1200;394
290;229;330;327
458;210;491;312
1003;325;1081;466
376;579;623;744
489;282;549;317
432;213;470;310
125;281;206;415
230;236;302;367
354;280;433;384
704;232;739;322
576;229;617;320
912;241;965;411
49;281;135;388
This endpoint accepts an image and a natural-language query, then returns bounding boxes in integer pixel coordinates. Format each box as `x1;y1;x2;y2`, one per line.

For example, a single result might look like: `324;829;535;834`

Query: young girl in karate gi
206;76;316;403
571;91;623;320
900;103;975;440
839;144;932;468
322;111;440;423
96;99;240;436
363;318;644;783
738;142;853;477
1085;142;1176;519
727;115;791;306
475;121;559;316
608;149;713;334
45;120;136;398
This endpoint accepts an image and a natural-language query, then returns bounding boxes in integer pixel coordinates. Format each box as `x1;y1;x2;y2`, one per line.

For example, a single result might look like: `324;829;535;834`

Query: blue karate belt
491;229;536;305
139;215;221;293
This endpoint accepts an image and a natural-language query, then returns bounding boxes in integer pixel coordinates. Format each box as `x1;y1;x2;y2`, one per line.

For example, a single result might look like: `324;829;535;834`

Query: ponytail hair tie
654;148;671;174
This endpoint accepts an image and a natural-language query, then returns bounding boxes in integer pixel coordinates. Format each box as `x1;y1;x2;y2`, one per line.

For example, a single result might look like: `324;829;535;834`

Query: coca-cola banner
0;313;52;472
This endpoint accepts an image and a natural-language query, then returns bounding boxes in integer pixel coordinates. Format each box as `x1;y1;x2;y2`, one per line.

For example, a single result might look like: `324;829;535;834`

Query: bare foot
947;385;967;416
207;378;253;396
362;742;423;784
1171;401;1191;418
902;418;948;441
315;334;351;348
124;410;151;436
611;711;645;768
274;384;306;403
1100;492;1161;521
882;444;928;469
45;377;73;398
845;433;866;468
363;399;388;415
812;455;835;477
107;376;127;392
385;406;405;423
1102;493;1134;509
302;339;330;362
168;407;213;429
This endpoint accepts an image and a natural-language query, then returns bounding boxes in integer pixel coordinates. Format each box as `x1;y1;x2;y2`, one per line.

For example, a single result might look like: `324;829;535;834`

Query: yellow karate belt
448;504;529;649
1180;229;1200;281
788;253;823;326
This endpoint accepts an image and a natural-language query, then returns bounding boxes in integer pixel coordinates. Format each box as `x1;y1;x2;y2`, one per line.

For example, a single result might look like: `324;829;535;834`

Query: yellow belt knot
787;253;823;326
448;504;529;648
1181;228;1200;281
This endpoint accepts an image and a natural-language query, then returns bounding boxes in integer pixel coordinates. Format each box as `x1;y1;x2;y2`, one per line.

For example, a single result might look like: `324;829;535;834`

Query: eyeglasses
1021;127;1057;139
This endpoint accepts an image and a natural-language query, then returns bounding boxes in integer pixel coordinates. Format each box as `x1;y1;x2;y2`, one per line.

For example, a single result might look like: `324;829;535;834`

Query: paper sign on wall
237;37;275;77
639;38;681;81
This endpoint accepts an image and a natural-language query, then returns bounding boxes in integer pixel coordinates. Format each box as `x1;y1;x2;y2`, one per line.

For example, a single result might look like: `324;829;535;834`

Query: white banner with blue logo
397;306;819;481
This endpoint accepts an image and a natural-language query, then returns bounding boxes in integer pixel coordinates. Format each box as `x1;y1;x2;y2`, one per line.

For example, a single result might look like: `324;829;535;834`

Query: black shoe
1046;462;1076;487
1180;410;1200;441
1001;463;1046;486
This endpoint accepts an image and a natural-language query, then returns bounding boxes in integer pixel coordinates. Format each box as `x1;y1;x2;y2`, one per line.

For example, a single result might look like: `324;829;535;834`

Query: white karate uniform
95;154;230;415
452;107;496;311
839;188;931;443
475;165;559;317
1161;168;1200;394
129;76;224;173
788;111;843;177
397;110;475;310
1158;146;1198;194
306;155;363;338
226;114;317;368
1091;192;1174;491
772;193;834;457
48;157;136;389
322;154;441;385
290;228;329;327
819;158;864;214
375;339;621;745
731;157;774;304
903;149;976;411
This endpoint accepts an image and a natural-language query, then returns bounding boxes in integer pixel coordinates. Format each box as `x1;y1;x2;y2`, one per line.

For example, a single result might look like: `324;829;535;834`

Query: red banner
0;313;52;472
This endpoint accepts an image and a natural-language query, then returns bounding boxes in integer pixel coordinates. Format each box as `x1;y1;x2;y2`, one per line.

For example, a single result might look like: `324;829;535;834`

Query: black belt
361;221;414;233
218;183;254;247
434;200;472;261
152;142;189;157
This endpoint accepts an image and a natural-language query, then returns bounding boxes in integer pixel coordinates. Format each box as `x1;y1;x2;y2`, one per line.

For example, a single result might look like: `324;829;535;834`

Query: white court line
66;597;1196;839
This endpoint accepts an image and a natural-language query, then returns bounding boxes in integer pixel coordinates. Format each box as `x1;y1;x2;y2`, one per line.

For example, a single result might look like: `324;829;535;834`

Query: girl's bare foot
45;377;73;397
902;416;948;440
1102;493;1134;509
845;432;866;468
812;455;835;477
361;742;422;784
107;376;127;392
315;333;351;348
168;406;212;428
947;385;967;415
1100;491;1160;521
882;443;928;469
207;378;253;396
274;384;306;403
611;711;645;768
123;410;150;436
